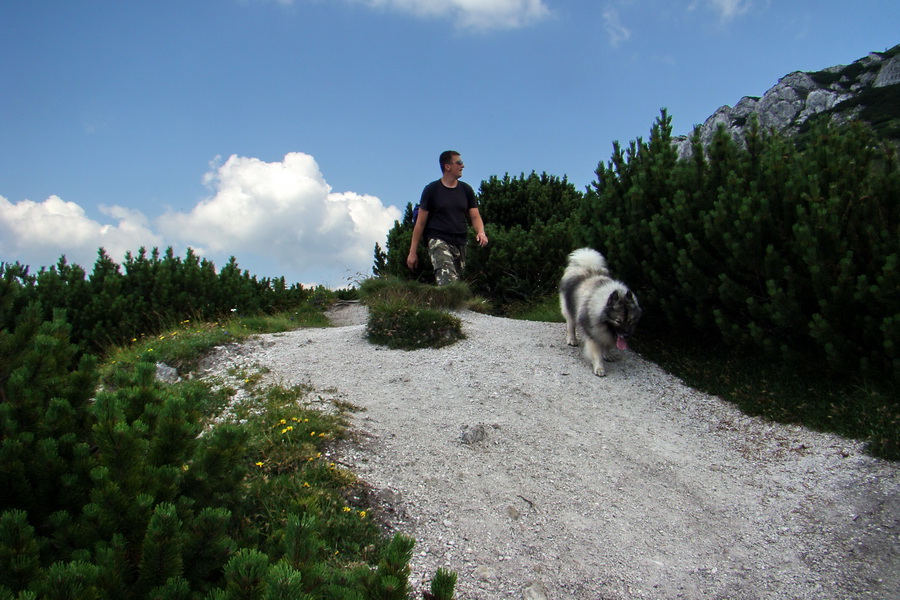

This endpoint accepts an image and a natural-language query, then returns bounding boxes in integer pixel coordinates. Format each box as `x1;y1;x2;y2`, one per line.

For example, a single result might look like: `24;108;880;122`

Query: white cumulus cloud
0;194;163;270
2;153;398;287
158;152;400;285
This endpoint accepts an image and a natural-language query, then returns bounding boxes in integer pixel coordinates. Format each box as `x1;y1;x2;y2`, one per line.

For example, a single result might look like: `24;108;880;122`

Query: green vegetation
429;567;458;600
1;255;456;598
359;277;472;310
1;247;318;355
504;295;565;324
839;84;900;141
359;277;468;350
97;308;327;378
365;304;464;351
466;172;582;305
576;110;899;383
806;44;900;143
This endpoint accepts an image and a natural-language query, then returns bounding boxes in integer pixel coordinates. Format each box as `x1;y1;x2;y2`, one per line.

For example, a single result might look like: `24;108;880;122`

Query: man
407;150;489;285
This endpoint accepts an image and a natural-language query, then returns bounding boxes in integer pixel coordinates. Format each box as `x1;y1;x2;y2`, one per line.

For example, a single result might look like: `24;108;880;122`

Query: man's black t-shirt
419;179;478;246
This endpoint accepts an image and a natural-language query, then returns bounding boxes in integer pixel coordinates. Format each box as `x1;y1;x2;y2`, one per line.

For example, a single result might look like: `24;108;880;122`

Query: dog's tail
565;247;609;277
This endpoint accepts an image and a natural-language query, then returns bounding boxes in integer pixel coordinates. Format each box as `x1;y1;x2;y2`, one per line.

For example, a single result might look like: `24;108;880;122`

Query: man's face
446;155;464;178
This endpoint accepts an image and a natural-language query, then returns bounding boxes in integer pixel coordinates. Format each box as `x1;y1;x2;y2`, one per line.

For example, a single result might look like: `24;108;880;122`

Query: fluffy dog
559;248;642;376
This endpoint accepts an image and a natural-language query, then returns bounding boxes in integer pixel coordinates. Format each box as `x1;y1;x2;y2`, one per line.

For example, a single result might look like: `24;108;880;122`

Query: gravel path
204;305;899;599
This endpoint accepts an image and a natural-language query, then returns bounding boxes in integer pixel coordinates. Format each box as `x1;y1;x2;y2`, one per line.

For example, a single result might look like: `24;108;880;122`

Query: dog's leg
565;318;578;346
561;293;578;346
584;339;606;376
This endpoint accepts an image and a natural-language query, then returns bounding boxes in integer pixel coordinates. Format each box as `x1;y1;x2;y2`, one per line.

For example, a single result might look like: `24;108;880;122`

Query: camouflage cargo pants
427;238;466;286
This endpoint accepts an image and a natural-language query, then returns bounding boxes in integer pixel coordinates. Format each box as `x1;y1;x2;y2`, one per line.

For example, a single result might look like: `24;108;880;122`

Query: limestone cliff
674;43;900;158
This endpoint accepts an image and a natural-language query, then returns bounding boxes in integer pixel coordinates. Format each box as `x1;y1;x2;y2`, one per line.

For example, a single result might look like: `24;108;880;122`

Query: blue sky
2;1;898;287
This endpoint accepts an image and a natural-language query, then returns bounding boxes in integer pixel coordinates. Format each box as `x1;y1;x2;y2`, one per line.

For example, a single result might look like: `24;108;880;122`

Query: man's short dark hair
439;150;459;172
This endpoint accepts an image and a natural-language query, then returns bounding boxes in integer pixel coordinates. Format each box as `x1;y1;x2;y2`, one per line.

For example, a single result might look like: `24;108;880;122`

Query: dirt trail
204;305;900;599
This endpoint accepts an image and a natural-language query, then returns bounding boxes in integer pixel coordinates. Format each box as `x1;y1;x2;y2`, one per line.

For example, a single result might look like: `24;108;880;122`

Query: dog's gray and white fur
559;248;642;376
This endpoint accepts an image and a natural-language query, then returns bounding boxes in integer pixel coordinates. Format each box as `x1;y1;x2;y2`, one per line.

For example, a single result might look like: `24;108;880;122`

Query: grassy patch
365;301;465;350
229;380;382;558
359;275;471;309
359;277;471;350
506;294;565;322
241;304;332;332
99;308;330;378
631;328;900;460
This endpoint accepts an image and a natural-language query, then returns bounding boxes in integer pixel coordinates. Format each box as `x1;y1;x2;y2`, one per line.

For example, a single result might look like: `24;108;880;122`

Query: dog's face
604;290;641;340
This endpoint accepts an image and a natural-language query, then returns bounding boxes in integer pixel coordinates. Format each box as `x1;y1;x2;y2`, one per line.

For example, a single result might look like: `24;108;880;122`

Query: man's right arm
407;208;429;270
408;184;433;270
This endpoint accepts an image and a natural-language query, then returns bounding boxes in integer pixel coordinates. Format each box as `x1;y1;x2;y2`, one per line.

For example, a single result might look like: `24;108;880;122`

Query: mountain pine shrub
0;302;441;597
577;109;900;381
0;247;314;355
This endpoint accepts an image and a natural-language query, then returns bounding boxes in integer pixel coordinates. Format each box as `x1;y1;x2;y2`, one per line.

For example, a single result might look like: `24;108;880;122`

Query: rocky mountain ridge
674;43;900;158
